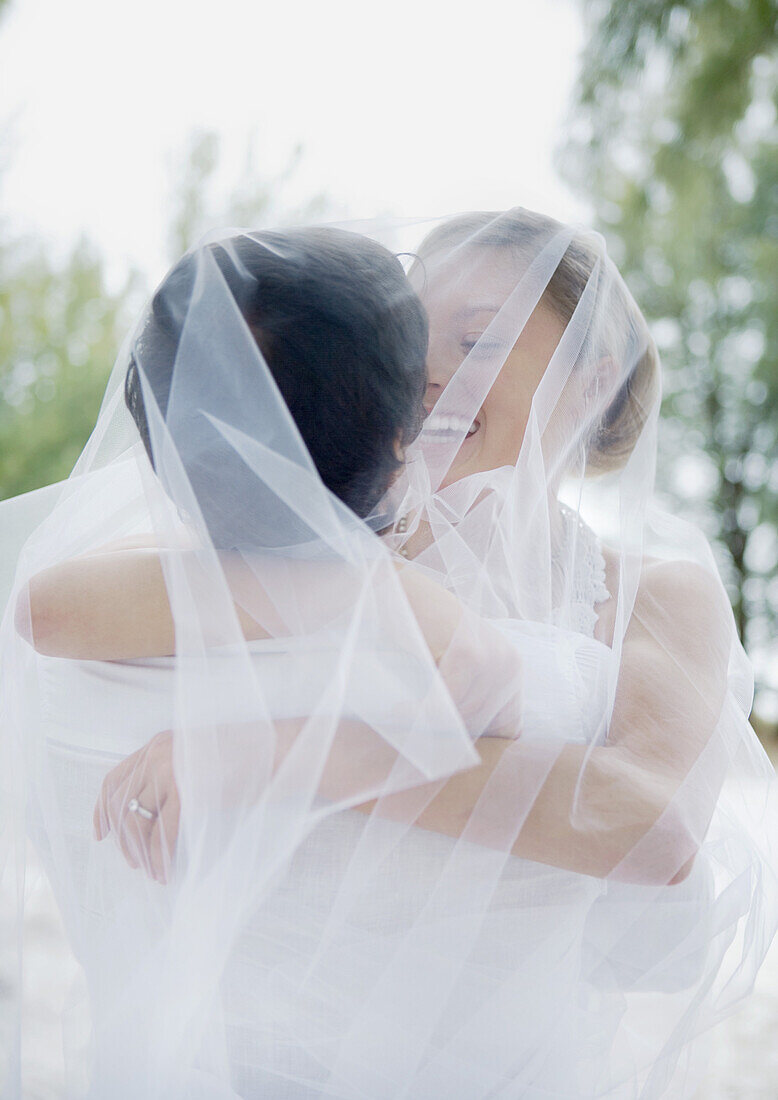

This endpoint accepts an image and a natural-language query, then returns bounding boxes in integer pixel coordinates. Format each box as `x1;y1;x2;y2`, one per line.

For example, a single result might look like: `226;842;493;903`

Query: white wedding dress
22;511;717;1099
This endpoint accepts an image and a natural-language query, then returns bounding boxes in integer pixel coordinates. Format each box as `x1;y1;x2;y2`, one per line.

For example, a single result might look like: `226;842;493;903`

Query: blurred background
0;1;777;1095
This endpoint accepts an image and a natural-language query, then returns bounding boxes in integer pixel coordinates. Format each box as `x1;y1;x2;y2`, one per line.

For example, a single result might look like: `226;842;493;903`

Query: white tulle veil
0;210;776;1099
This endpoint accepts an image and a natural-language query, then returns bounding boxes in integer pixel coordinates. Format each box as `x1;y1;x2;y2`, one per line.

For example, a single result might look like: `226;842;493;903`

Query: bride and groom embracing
4;211;777;1099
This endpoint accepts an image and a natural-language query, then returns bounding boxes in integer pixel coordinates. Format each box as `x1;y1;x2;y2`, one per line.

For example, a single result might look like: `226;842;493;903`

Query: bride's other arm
528;560;729;883
15;546;272;659
16;549;515;724
360;560;730;885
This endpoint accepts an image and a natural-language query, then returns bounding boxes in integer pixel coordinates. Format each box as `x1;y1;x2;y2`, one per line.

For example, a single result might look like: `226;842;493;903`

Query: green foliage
0;239;132;500
561;0;778;701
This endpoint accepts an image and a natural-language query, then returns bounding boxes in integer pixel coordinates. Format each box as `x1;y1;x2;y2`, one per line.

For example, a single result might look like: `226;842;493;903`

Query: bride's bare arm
16;548;272;659
16;545;495;684
356;561;730;885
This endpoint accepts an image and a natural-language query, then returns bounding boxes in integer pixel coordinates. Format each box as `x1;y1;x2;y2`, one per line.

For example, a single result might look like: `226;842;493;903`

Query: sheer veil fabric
0;211;776;1099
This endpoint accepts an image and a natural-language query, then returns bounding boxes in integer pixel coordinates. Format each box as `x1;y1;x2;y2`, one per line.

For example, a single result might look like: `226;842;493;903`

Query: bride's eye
461;334;506;358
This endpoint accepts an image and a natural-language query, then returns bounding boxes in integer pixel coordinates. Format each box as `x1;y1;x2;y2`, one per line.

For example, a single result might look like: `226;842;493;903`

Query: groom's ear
386;437;407;488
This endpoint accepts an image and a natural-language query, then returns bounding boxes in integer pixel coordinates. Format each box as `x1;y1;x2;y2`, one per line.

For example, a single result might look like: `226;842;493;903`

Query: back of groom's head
125;228;427;547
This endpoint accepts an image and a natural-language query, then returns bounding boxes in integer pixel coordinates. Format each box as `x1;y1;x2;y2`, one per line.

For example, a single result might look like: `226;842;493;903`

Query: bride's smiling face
419;249;565;488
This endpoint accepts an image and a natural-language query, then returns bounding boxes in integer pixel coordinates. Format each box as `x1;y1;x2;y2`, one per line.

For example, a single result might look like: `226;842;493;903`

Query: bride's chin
426;421;485;489
440;447;482;490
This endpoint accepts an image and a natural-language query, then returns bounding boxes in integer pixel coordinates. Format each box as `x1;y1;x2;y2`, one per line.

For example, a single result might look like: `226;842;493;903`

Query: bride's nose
423;382;443;415
425;338;457;396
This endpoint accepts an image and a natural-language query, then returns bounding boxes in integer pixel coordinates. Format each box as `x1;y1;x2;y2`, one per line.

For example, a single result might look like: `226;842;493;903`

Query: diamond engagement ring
127;798;155;821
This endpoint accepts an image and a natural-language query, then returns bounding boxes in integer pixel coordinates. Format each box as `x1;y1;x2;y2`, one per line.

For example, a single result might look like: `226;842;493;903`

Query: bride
2;210;776;1099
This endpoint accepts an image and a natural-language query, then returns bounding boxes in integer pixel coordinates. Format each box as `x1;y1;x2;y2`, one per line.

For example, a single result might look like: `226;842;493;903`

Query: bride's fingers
94;733;176;870
150;785;180;883
94;754;138;841
149;810;168;884
121;775;177;882
118;798;155;873
93;788;110;841
111;770;160;872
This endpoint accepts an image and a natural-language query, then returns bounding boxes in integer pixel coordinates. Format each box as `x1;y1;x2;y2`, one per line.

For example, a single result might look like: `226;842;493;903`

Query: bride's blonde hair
413;209;660;473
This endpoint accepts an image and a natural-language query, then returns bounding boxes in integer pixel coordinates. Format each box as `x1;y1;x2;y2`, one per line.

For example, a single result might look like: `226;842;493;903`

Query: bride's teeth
425;414;477;437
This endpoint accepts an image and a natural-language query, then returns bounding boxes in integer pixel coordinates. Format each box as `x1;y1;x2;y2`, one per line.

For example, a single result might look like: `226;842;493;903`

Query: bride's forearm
18;550;270;659
19;550;505;704
18;551;177;659
355;737;694;885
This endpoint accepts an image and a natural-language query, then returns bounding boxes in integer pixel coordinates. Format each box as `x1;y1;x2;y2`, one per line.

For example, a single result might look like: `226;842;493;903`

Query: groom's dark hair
124;228;427;547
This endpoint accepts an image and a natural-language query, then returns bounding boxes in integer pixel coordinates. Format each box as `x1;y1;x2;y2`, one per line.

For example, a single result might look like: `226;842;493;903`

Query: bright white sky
0;0;588;287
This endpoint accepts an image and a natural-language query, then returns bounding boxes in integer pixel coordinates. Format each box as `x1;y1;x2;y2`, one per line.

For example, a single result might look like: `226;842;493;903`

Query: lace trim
555;505;610;638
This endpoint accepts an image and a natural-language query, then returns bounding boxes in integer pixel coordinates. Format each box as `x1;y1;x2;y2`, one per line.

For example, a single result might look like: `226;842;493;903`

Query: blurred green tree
560;0;778;704
0;239;133;499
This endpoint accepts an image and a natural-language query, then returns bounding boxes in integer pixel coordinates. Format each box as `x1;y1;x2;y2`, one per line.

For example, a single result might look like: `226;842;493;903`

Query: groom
24;225;505;881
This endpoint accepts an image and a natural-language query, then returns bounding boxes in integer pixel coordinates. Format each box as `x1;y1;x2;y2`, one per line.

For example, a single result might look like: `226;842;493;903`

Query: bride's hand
94;730;180;884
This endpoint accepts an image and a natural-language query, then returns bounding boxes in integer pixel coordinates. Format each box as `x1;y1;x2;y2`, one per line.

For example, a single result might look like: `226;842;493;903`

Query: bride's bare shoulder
598;545;730;646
